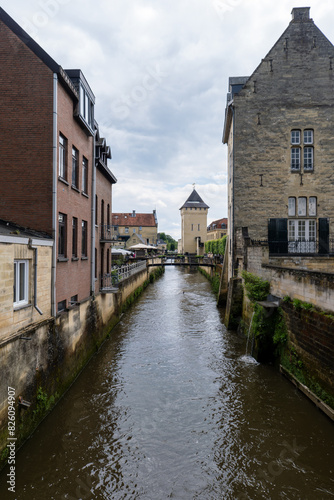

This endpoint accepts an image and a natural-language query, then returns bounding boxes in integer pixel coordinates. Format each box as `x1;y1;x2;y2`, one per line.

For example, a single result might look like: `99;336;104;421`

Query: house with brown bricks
112;211;158;249
223;7;334;289
0;8;116;315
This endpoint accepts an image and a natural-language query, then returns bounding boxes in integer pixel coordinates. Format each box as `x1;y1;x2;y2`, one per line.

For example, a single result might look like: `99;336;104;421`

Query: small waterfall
245;311;255;357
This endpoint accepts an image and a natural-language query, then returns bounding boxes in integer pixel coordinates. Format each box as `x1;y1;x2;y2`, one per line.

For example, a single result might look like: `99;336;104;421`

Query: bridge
147;257;216;268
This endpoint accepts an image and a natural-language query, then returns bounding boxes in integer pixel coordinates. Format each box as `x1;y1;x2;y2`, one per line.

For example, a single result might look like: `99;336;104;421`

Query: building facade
179;189;209;255
223;7;334;280
0;8;116;314
112;211;158;248
207;218;228;240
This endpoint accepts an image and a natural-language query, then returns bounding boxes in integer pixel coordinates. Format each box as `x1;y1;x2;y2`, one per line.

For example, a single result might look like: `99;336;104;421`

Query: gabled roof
112;213;157;227
180;189;209;209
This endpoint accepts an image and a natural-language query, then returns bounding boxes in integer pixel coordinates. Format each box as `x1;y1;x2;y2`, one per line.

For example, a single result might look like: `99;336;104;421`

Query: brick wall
0;21;53;234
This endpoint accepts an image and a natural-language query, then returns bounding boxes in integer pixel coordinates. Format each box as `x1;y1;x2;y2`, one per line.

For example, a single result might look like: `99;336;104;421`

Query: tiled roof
112;213;157;227
208;218;228;230
180;189;209;209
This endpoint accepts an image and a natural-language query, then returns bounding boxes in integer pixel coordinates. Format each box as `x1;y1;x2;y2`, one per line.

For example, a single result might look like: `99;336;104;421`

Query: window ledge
14;303;31;312
57;257;69;262
58;177;69;186
71;185;80;193
71;257;79;261
81;256;88;260
82;192;89;198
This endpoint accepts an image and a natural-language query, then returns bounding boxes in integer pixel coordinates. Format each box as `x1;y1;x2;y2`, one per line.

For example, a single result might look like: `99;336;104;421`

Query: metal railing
100;260;147;291
252;239;334;256
100;224;114;241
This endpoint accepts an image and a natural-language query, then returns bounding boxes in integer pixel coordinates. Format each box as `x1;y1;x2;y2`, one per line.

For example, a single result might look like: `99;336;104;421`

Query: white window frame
288;220;316;253
304;129;313;144
297;197;307;216
288;197;296;216
303;146;314;171
14;260;29;308
309;197;317;216
291;147;301;170
291;130;301;144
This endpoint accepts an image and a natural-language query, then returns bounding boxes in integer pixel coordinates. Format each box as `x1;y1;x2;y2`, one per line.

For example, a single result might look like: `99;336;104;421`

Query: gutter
91;128;97;296
231;104;235;278
52;73;58;316
28;239;43;315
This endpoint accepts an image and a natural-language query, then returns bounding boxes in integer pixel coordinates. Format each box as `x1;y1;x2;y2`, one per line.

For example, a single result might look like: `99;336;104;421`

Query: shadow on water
1;267;334;499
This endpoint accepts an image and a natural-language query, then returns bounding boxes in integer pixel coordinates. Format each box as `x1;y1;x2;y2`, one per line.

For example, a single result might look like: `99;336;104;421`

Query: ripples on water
1;267;334;500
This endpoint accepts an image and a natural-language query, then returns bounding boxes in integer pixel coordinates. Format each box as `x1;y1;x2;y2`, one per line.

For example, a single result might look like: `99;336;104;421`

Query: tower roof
180;189;209;209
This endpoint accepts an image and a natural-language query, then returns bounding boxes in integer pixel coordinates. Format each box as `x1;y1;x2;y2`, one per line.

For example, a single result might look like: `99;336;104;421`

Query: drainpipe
91;128;96;296
28;239;43;315
231;104;235;278
52;73;58;316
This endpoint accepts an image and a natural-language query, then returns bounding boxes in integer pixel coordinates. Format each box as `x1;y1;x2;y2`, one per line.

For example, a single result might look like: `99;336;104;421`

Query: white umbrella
128;243;157;250
111;248;132;255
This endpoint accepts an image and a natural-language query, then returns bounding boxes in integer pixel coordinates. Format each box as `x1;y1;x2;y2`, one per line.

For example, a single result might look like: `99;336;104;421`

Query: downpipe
29;239;43;315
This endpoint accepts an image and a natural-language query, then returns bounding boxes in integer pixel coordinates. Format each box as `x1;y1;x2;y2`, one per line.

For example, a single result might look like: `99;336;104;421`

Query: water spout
245;311;255;356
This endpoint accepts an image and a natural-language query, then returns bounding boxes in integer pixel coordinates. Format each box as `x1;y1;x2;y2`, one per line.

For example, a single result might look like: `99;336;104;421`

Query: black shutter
318;218;329;254
268;219;288;254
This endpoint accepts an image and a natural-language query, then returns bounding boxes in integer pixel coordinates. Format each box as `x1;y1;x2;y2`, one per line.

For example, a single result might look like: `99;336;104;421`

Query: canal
1;267;334;499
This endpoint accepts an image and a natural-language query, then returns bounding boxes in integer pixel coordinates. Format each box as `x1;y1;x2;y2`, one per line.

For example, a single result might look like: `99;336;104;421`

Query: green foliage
158;233;177;251
204;235;227;256
242;271;270;302
198;268;220;298
33;387;56;421
272;308;288;348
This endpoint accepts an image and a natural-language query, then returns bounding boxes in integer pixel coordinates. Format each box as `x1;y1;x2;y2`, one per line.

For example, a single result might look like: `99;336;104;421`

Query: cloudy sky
2;0;334;239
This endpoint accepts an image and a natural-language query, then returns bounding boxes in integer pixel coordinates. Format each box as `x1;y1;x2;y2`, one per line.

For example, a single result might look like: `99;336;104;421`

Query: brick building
223;7;334;281
0;8;116;314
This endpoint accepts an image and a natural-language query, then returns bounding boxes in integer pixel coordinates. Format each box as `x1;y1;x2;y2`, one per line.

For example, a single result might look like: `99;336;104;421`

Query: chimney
132;210;136;217
291;7;311;22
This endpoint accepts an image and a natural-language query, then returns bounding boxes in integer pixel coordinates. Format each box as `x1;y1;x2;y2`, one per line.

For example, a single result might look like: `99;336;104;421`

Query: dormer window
80;84;94;129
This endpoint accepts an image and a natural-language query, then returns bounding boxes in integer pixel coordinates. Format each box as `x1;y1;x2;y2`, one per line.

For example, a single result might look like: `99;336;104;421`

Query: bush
242;271;270;302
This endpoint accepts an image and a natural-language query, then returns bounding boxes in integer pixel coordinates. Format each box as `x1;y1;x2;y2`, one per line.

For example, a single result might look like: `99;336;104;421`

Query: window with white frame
297;197;307;216
288;197;296;216
72;146;79;188
290;128;314;171
82;157;88;194
13;260;29;307
59;133;67;179
309;197;317;216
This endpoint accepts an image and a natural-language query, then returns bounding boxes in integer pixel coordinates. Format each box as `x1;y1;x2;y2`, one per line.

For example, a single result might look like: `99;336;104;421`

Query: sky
2;0;334;239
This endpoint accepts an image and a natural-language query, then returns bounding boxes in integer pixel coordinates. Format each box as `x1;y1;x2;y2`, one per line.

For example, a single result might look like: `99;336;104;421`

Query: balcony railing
252;239;334;256
100;224;114;242
100;260;147;292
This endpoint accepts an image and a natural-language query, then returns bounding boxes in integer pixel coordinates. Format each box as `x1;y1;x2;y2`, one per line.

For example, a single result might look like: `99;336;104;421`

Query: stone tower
179;188;209;255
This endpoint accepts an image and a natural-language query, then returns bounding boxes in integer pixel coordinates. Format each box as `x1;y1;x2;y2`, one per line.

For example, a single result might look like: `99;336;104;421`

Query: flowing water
1;267;334;499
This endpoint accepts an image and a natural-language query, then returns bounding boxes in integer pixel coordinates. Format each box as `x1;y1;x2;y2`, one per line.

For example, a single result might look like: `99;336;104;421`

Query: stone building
0;8;116;314
207;218;228;241
179;189;209;255
223;7;334;282
112;211;158;248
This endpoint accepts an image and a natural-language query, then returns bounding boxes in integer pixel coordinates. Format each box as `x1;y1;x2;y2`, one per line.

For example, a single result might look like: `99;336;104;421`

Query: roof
207;218;228;230
0;219;53;244
112;212;158;227
180;189;209;209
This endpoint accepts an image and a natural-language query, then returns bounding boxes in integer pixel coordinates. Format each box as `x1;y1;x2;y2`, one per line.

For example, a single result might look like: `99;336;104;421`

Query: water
1;267;334;499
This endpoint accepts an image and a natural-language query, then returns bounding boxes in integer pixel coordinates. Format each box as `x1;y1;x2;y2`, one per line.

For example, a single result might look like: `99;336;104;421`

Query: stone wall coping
262;263;334;281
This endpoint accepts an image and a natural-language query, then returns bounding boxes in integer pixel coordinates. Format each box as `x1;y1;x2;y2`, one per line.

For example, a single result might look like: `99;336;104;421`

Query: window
125;227;129;234
59;134;67;179
72;147;79;188
107;204;110;227
70;295;78;306
95;195;98;225
198;224;200;231
297;197;307;216
82;220;88;257
72;217;78;258
191;224;194;231
304;129;313;144
82;157;88;194
13;260;29;307
80;84;94;129
291;148;300;171
58;213;67;257
304;147;313;171
58;300;66;313
309;197;317;216
291;130;300;144
139;226;142;232
288;197;296;216
288;220;316;253
133;228;136;233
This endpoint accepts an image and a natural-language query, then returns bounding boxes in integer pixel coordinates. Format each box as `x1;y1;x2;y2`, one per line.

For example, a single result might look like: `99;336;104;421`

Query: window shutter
268;219;287;254
318;218;329;254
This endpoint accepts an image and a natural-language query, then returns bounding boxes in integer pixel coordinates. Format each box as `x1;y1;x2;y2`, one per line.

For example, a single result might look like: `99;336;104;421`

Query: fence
252;239;334;256
100;260;147;291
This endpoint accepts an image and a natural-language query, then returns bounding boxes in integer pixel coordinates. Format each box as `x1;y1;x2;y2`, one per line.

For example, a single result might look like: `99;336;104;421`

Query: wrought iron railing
100;224;114;241
100;260;147;291
252;239;334;256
